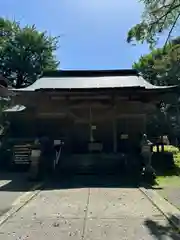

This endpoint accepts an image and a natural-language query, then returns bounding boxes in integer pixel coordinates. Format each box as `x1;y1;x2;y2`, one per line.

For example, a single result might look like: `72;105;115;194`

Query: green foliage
133;36;180;85
0;18;59;88
127;0;180;48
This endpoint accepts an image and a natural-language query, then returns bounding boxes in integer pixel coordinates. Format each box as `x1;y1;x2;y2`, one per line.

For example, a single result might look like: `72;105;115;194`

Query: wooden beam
116;114;146;119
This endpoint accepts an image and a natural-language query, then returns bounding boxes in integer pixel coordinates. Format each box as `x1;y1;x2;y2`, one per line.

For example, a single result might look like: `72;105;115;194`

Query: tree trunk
16;72;24;88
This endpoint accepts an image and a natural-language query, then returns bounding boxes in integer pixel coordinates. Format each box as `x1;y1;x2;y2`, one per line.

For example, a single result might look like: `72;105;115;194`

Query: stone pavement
0;176;179;240
158;187;180;210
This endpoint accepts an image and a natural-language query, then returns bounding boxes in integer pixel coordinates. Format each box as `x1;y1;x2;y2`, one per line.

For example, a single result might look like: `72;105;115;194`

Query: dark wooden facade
4;69;179;158
6;87;176;155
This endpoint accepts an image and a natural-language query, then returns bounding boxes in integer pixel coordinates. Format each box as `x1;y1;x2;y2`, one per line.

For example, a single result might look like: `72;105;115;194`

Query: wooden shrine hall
4;69;178;157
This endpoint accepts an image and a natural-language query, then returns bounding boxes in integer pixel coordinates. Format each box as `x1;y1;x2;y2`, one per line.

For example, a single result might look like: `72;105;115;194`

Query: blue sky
1;0;152;70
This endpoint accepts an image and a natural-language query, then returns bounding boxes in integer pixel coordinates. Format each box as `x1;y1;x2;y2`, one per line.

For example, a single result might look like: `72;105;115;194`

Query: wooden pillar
89;106;94;142
113;118;117;153
143;114;147;133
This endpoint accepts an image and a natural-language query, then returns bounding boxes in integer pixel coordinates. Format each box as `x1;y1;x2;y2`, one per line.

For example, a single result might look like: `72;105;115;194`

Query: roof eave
12;85;179;93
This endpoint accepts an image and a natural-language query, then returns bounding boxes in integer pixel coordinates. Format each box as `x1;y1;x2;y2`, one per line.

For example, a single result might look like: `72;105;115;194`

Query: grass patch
156;175;180;187
153;145;180;187
153;145;179;155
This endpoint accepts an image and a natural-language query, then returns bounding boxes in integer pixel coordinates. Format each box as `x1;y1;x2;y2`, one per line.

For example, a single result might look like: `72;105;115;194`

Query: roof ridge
42;69;139;78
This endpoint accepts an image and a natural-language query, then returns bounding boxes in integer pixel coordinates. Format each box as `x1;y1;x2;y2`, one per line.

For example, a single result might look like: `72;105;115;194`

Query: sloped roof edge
3;105;26;113
11;69;179;92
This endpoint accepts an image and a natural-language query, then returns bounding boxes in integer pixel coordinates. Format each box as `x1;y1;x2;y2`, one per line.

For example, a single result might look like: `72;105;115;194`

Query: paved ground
0;171;37;217
0;175;179;240
158;187;180;211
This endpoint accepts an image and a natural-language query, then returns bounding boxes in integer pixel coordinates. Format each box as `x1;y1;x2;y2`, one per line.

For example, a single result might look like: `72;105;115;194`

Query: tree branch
150;6;166;15
164;12;180;47
149;2;180;28
158;0;177;32
150;2;174;14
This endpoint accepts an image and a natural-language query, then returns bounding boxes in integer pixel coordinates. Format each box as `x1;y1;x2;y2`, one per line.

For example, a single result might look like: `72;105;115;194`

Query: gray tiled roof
13;70;177;91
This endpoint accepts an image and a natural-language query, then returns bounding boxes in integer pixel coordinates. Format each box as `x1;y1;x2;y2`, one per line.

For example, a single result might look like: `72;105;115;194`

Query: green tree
133;37;180;85
127;0;180;48
0;18;59;88
134;37;180;142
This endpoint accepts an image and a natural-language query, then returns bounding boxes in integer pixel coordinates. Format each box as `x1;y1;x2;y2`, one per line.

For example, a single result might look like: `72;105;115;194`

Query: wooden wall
9;91;157;153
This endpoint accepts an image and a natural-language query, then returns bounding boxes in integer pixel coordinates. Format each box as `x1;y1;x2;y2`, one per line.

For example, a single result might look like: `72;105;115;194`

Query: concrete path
0;178;179;239
158;186;180;210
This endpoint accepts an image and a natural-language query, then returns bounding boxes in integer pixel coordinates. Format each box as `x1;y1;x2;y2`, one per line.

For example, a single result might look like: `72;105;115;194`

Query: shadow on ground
43;173;142;190
0;170;36;192
144;214;180;240
0;169;143;192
